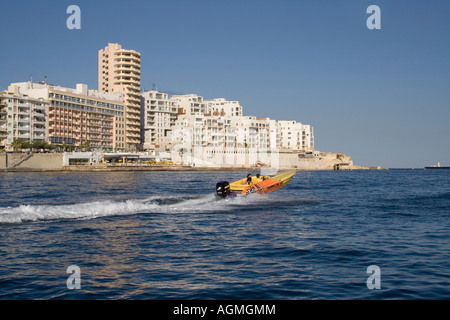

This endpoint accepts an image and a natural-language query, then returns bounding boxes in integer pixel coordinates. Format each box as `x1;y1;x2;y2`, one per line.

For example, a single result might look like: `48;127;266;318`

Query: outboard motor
216;181;230;198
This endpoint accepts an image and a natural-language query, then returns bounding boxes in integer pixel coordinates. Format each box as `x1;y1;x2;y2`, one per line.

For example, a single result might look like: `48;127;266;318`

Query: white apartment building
170;94;207;115
133;89;316;165
278;120;314;151
205;98;243;117
140;90;177;151
233;116;279;150
0;86;48;151
302;124;314;151
171;114;235;167
139;95;244;151
171;114;279;167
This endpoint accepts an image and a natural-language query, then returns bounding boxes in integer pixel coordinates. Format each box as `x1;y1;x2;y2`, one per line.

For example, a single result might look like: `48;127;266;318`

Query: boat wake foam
0;193;319;225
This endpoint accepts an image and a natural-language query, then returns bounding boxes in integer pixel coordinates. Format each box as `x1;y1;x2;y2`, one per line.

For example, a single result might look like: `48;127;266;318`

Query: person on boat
242;173;253;185
246;174;253;185
256;173;269;181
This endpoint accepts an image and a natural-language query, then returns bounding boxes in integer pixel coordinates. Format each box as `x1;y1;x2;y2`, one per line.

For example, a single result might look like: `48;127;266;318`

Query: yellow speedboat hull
229;171;295;192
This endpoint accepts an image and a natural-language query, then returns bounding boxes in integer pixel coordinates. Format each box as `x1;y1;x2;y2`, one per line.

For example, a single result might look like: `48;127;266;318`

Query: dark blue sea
0;170;449;300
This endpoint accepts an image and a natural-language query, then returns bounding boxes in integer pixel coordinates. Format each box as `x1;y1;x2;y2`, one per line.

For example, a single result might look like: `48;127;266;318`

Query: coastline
0;165;387;173
0;152;387;173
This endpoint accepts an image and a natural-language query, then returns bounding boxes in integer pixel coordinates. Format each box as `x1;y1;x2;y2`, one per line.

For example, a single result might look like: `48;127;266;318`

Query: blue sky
1;0;449;168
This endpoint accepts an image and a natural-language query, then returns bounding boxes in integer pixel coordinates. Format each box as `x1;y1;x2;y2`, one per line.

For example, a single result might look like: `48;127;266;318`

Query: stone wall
0;151;382;171
0;153;63;170
19;153;63;169
278;152;354;170
0;154;5;167
0;153;31;168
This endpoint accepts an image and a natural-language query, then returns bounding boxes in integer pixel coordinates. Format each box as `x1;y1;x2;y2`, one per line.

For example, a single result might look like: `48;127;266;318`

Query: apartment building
170;94;207;116
139;94;246;151
171;113;279;167
0;86;48;151
302;124;314;151
11;81;125;150
205;98;243;117
99;43;141;150
278;120;314;151
0;95;5;149
171;113;231;166
140;90;177;151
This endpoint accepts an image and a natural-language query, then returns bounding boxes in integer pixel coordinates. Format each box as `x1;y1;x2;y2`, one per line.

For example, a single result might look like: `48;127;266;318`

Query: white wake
0;193;265;224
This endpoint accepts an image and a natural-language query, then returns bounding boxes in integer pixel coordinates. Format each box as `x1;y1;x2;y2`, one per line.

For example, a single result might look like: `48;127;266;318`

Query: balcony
126;138;140;144
127;131;141;139
113;60;140;69
114;53;140;63
116;52;140;61
125;87;140;95
88;115;109;121
114;77;140;87
87;129;102;134
33;134;46;140
126;121;141;129
34;118;46;124
115;70;140;80
126;104;140;111
33;105;45;111
126;114;140;121
125;96;141;104
118;66;141;75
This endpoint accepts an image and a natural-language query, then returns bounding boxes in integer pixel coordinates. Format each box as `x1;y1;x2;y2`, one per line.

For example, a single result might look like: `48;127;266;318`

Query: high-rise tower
99;43;141;150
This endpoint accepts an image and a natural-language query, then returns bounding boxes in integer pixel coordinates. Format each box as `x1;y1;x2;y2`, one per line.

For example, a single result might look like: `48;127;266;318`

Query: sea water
0;170;449;299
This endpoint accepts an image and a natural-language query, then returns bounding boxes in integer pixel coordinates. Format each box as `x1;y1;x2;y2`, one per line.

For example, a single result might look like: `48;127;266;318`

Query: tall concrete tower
99;43;141;151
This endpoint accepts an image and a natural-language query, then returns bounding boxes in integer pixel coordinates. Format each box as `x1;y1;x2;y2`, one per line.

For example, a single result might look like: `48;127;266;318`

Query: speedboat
216;171;296;198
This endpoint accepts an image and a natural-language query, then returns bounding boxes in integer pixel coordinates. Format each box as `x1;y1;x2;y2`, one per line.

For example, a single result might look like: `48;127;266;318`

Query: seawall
0;153;63;171
278;152;354;170
0;152;384;172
